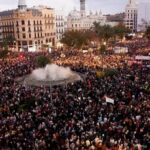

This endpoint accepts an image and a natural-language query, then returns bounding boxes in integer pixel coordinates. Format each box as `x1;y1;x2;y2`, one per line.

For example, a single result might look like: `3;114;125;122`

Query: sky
0;0;150;15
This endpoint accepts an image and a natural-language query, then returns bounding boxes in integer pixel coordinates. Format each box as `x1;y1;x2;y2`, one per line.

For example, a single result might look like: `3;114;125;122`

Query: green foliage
104;68;118;77
36;55;51;68
6;35;15;45
93;22;130;42
61;30;89;48
113;23;130;39
0;49;9;59
61;23;131;49
93;22;114;42
145;26;150;40
2;39;8;51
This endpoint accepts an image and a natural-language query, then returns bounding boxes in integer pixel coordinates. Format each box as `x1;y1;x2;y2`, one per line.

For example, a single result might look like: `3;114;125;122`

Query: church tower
18;0;27;11
129;0;136;4
124;0;137;32
80;0;86;17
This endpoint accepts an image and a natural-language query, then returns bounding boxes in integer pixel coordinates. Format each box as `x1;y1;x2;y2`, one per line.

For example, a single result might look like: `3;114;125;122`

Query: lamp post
101;41;107;71
13;40;16;51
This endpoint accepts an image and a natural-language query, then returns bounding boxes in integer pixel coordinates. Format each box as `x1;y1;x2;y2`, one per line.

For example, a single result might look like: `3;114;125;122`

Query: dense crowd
115;38;150;55
0;45;150;150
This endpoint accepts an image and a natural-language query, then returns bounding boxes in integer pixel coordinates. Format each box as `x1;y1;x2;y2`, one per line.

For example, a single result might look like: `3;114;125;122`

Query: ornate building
67;0;106;31
0;0;55;51
124;0;137;32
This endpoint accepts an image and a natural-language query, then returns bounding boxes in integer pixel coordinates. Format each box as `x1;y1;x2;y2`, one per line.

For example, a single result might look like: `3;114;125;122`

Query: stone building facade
124;0;137;32
67;0;106;31
0;0;55;51
55;11;65;43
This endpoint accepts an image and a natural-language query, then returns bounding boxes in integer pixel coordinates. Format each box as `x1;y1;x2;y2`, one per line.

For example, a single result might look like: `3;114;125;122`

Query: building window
29;41;32;45
16;21;19;26
22;33;26;39
22;27;25;32
29;34;31;38
28;21;30;25
22;20;25;25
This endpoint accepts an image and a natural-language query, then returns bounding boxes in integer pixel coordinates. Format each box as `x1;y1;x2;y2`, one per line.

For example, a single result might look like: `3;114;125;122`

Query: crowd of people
0;40;150;150
115;38;150;55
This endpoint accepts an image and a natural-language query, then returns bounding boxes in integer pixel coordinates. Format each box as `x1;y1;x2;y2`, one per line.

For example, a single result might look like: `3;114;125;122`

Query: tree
104;68;118;77
61;30;89;49
36;55;51;68
102;25;114;42
0;49;9;59
93;23;114;43
2;39;8;51
145;26;150;40
93;22;104;41
113;23;130;40
6;35;16;46
93;22;130;43
2;35;16;50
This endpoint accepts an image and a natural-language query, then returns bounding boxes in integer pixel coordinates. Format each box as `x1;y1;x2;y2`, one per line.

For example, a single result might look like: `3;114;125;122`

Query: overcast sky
0;0;149;15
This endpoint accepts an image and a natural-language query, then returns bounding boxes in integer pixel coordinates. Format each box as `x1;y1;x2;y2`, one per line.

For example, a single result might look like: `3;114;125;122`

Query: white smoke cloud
31;64;77;81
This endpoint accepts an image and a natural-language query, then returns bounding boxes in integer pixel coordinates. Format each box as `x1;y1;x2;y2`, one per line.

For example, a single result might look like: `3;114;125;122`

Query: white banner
105;96;114;104
135;56;150;60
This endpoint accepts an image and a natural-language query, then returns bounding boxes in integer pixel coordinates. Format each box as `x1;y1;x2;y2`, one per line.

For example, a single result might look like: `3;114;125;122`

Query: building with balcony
0;0;55;51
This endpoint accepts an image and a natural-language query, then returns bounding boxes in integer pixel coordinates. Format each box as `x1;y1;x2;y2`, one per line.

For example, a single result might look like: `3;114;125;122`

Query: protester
0;44;150;150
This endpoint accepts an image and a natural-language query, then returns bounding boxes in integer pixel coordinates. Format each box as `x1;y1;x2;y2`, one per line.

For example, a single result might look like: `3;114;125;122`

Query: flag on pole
105;96;114;104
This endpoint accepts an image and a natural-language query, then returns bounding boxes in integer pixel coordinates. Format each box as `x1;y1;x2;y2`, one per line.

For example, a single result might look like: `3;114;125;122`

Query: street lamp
13;40;16;51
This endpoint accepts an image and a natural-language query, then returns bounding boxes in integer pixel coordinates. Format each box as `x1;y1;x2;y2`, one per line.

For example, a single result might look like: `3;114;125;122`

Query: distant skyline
0;0;150;15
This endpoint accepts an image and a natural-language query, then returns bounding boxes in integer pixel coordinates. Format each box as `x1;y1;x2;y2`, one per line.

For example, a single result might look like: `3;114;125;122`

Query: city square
0;0;150;149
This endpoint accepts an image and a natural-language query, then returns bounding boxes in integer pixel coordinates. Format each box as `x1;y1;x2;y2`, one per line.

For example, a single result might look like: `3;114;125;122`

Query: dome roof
68;9;81;19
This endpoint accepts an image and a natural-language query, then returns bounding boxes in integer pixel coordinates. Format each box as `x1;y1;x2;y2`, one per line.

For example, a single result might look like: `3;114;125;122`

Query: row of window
72;23;91;28
18;40;42;46
44;14;54;18
45;33;55;36
16;27;43;32
56;29;64;33
56;16;63;20
2;20;55;27
56;23;64;26
17;33;43;39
